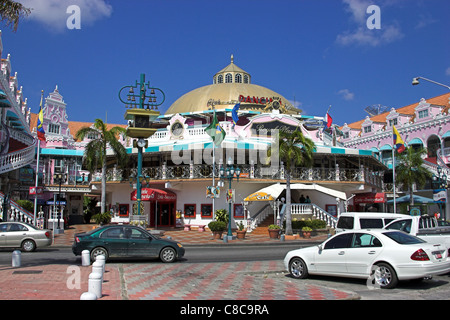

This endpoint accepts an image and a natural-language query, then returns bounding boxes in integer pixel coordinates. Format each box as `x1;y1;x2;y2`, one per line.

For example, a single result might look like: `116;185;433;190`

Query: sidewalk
0;224;358;301
52;224;330;247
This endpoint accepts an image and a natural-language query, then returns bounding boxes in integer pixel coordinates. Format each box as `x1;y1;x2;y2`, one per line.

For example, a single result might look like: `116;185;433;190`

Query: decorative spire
231;54;234;64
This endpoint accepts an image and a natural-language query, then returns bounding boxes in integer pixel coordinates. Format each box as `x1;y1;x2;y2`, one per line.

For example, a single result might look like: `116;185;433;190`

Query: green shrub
208;220;227;231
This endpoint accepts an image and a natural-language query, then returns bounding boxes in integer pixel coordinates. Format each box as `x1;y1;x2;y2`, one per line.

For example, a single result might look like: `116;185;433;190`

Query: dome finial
231;54;234;64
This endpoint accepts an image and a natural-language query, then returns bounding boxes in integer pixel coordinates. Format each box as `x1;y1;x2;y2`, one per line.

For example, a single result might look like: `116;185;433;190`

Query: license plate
432;251;443;259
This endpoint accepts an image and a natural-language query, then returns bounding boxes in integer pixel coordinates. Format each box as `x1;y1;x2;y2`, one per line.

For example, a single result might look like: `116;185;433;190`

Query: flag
231;103;240;126
393;125;405;153
37;92;46;141
325;112;332;128
205;111;226;146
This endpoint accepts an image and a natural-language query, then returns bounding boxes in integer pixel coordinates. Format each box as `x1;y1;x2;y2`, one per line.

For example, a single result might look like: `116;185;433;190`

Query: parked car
437;220;450;227
335;212;405;233
72;225;185;263
284;229;450;289
0;222;52;252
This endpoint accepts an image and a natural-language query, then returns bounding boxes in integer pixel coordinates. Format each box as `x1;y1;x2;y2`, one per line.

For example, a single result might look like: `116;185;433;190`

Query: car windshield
382;231;426;244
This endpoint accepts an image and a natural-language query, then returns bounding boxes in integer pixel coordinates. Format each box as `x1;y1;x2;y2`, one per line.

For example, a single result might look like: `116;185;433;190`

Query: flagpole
392;140;397;213
212;110;216;219
33;139;40;226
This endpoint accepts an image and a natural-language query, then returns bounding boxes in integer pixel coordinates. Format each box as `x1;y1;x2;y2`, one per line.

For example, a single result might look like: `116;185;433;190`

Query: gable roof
345;92;450;130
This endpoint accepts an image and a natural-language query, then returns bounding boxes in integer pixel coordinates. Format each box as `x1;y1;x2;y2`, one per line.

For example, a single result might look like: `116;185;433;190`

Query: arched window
217;75;223;83
225;73;232;83
243;75;249;84
235;73;242;83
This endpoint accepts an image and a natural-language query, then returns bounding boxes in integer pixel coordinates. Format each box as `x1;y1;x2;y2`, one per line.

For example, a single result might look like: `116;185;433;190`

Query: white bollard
88;272;102;299
80;292;97;300
92;260;103;282
12;250;21;268
81;250;90;266
96;254;105;273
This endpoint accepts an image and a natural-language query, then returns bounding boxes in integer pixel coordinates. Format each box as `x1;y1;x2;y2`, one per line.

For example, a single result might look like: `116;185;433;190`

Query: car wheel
160;247;177;263
90;247;108;262
373;263;398;289
289;257;309;279
21;239;36;252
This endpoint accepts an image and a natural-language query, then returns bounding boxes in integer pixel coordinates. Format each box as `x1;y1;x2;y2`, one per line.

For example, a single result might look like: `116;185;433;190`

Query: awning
130;188;176;201
408;138;423;145
379;144;392;151
354;192;386;204
387;194;434;204
244;183;347;202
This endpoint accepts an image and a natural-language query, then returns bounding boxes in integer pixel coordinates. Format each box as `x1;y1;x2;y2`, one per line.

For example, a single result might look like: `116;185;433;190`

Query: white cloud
337;0;404;47
338;89;355;101
19;0;112;32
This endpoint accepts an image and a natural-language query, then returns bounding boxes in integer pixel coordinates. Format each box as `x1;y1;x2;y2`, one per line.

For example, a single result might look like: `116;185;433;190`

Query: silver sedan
0;222;52;252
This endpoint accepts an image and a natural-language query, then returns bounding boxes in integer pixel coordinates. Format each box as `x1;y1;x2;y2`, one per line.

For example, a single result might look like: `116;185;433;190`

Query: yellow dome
165;55;296;115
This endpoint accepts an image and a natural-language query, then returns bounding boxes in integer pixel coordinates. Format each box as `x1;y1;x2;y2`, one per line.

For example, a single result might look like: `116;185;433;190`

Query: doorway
150;201;175;227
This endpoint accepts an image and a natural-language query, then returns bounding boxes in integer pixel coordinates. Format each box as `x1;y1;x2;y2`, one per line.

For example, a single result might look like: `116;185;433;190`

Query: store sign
433;189;447;203
250;120;298;136
131;188;177;201
239;95;282;105
244;192;274;202
354;193;386;204
29;186;43;195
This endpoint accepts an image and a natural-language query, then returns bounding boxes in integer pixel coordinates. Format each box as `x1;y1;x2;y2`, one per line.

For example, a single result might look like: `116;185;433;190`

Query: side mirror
318;244;323;252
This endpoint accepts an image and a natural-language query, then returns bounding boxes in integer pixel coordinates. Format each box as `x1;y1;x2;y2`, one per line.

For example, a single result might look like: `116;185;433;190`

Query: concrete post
81;250;90;266
92;260;103;282
96;254;105;273
80;292;97;300
88;272;102;299
12;250;21;267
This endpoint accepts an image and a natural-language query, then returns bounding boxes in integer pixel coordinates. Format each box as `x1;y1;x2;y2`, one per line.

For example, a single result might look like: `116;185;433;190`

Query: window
351;233;382;248
100;227;124;239
324;233;353;249
49;123;60;134
337;216;354;229
9;223;28;232
119;204;129;217
217;75;223;83
235;73;242;83
87;132;99;140
418;109;428;119
389;118;397;126
343;132;349;139
128;228;148;239
225;73;232;83
364;126;371;133
385;219;411;233
243;75;249;83
360;218;383;229
383;231;425;244
184;204;196;218
234;204;244;218
201;204;213;219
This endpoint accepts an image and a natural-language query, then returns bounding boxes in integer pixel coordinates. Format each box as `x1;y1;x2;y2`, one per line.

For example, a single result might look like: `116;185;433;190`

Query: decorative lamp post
432;166;448;221
119;74;164;220
53;172;66;234
412;77;450;90
220;158;241;240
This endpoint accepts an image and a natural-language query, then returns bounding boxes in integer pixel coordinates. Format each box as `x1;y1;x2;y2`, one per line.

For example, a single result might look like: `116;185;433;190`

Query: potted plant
302;226;312;239
208;220;227;239
268;224;281;239
92;212;111;225
236;221;246;239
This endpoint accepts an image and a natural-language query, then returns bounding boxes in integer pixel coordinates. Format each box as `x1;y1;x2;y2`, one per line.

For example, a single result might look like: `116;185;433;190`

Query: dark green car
72;225;185;263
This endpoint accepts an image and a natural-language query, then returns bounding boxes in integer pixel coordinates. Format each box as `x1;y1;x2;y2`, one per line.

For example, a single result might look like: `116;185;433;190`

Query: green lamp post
220;158;241;240
119;74;165;218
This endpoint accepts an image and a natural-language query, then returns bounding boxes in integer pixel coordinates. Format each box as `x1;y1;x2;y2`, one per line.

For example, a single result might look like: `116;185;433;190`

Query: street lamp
220;158;241;240
412;77;450;90
119;74;164;219
53;172;66;234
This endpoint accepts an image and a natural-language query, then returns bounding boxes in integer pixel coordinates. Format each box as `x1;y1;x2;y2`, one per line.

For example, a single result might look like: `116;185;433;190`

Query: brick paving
0;224;357;300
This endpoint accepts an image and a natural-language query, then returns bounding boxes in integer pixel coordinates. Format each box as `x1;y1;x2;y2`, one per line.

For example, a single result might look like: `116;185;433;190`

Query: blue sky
3;0;450;126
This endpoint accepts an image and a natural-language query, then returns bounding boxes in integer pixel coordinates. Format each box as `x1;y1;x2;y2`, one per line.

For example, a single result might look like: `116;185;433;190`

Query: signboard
130;188;177;202
226;189;235;203
410;207;421;216
29;186;43;195
433;189;447;203
354;193;386;204
206;186;220;199
244;192;274;202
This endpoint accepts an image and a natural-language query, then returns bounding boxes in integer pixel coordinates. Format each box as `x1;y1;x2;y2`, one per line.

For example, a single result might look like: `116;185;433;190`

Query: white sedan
284;230;450;289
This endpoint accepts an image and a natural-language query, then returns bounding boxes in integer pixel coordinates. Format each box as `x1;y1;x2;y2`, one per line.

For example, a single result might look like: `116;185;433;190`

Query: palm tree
395;146;432;206
268;128;315;235
0;0;31;32
75;119;128;214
